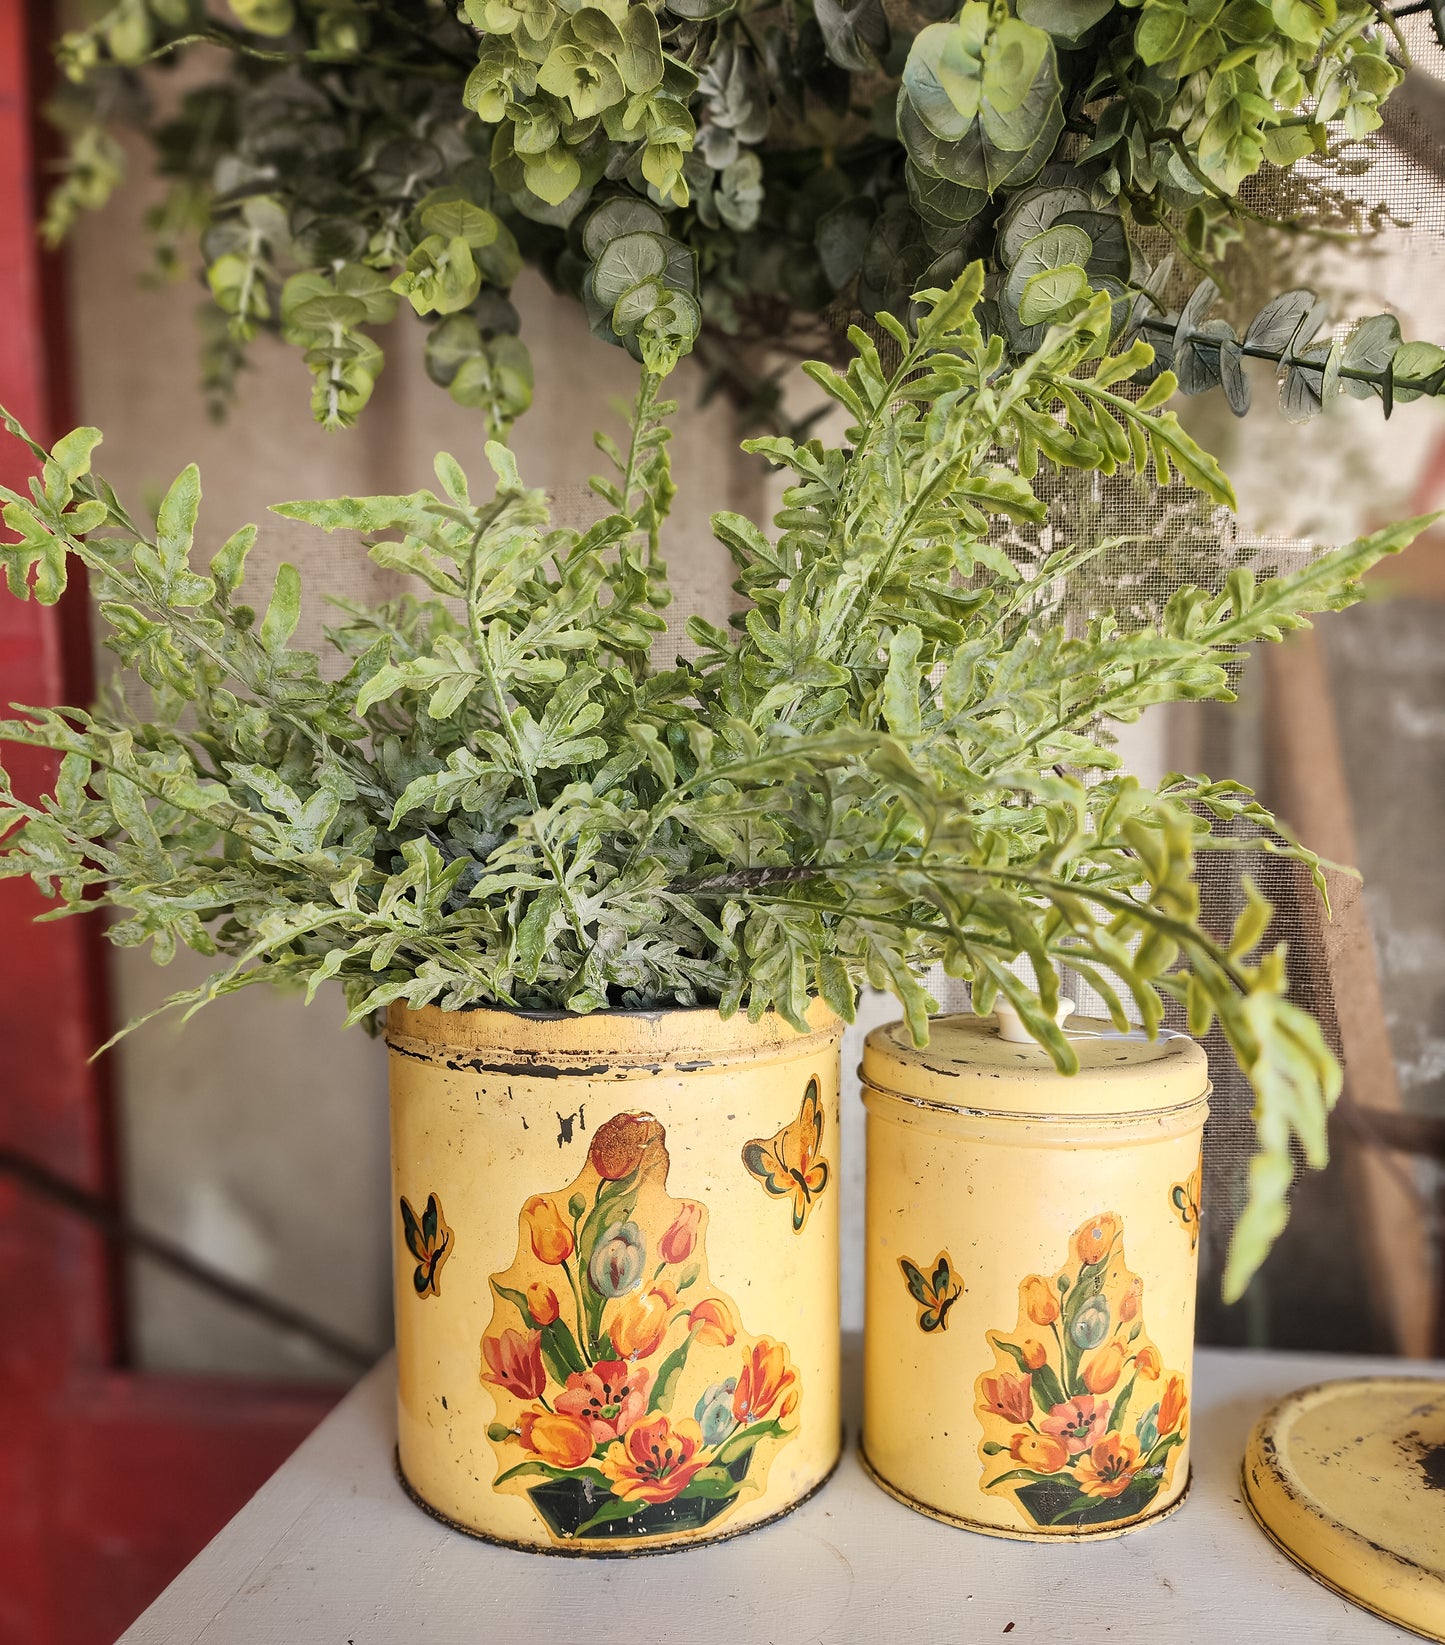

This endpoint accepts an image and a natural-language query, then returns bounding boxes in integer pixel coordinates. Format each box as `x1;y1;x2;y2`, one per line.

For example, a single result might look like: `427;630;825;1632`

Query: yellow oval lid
860;1011;1209;1117
1242;1377;1445;1642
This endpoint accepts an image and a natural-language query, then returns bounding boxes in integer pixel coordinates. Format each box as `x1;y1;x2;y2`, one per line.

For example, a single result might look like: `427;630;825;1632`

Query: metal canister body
861;1012;1209;1540
386;1000;844;1554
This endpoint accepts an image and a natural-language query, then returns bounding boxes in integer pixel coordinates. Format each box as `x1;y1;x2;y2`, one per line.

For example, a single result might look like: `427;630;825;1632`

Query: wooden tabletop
120;1343;1443;1644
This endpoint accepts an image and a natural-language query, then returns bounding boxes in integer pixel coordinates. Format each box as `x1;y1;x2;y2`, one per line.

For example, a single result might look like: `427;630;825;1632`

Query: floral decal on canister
399;1192;453;1298
480;1110;801;1545
742;1077;830;1232
1171;1161;1203;1252
975;1213;1189;1532
898;1250;963;1332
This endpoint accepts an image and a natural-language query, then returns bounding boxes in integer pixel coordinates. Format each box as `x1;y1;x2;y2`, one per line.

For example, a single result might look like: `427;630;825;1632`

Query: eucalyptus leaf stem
1135;314;1445;396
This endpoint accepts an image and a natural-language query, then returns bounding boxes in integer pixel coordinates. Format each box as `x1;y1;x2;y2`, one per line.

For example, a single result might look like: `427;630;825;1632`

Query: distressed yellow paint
860;1012;1210;1540
1243;1378;1445;1640
386;1000;844;1553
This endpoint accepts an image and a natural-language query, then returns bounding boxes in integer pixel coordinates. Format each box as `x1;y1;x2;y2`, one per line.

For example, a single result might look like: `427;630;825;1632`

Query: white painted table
120;1343;1443;1644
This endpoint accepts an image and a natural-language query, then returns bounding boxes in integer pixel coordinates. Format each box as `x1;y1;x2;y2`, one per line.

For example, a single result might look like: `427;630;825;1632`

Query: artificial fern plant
0;267;1428;1298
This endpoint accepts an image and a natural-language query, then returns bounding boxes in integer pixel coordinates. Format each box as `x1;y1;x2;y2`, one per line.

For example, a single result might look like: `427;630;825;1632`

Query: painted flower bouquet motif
975;1213;1189;1532
481;1111;800;1544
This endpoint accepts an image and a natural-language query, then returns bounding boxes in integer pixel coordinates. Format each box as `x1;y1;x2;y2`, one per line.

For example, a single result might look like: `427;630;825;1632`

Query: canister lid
1241;1377;1445;1641
860;1011;1209;1117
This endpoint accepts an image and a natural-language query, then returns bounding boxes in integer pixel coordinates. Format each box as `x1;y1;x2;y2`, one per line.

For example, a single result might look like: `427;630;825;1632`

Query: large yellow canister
386;1000;844;1554
861;1009;1209;1540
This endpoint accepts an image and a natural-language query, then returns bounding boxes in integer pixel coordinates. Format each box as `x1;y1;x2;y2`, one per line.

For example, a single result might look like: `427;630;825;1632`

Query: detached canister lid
1242;1378;1445;1641
860;1011;1209;1118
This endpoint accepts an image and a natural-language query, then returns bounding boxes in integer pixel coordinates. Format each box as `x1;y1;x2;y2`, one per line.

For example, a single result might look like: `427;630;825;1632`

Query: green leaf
574;1495;649;1536
1339;314;1401;402
814;0;890;73
226;0;295;35
881;626;923;737
1016;0;1114;43
259;562;301;652
647;1336;693;1411
210;524;256;598
419;199;500;250
1018;262;1088;325
0;502;68;603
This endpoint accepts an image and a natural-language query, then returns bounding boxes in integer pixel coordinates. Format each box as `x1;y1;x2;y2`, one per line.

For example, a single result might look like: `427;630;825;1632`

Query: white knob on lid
992;996;1077;1043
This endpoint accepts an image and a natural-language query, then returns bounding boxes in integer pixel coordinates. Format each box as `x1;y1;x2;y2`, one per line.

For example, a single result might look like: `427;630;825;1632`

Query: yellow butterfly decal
899;1250;963;1333
742;1078;830;1233
1171;1162;1202;1252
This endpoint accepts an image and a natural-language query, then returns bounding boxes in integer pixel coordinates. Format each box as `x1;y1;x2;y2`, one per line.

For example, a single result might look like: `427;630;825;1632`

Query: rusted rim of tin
385;996;842;1073
394;1445;842;1558
859;1074;1212;1128
858;1444;1191;1542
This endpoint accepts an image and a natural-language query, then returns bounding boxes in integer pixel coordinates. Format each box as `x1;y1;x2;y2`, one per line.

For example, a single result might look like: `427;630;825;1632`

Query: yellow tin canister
861;1009;1209;1541
385;1000;844;1554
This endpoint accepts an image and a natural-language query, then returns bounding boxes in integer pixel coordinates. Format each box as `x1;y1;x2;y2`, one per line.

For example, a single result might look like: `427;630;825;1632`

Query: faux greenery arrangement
49;0;1445;431
0;268;1429;1298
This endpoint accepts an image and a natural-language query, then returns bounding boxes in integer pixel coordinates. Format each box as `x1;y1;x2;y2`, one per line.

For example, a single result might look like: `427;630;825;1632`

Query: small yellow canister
386;1000;843;1554
861;1010;1209;1540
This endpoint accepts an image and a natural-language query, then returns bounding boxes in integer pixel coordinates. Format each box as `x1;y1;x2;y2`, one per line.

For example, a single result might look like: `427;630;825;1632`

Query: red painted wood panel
0;8;343;1642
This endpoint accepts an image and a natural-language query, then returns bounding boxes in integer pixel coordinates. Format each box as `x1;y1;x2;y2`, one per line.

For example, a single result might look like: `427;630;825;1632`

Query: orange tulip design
1119;1276;1142;1322
1082;1341;1125;1395
1073;1213;1121;1267
1010;1431;1069;1473
1134;1344;1161;1380
482;1327;546;1400
600;1413;707;1504
1075;1433;1141;1499
731;1338;797;1425
979;1372;1034;1425
687;1296;737;1345
609;1283;677;1360
526;1282;560;1326
519;1409;595;1470
1159;1373;1188;1436
521;1196;573;1265
1021;1338;1048;1371
1021;1274;1058;1325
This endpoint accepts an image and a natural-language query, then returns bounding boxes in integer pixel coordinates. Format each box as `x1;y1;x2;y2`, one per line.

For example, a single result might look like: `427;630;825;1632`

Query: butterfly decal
1170;1163;1202;1252
400;1191;454;1298
899;1250;963;1333
741;1078;830;1233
